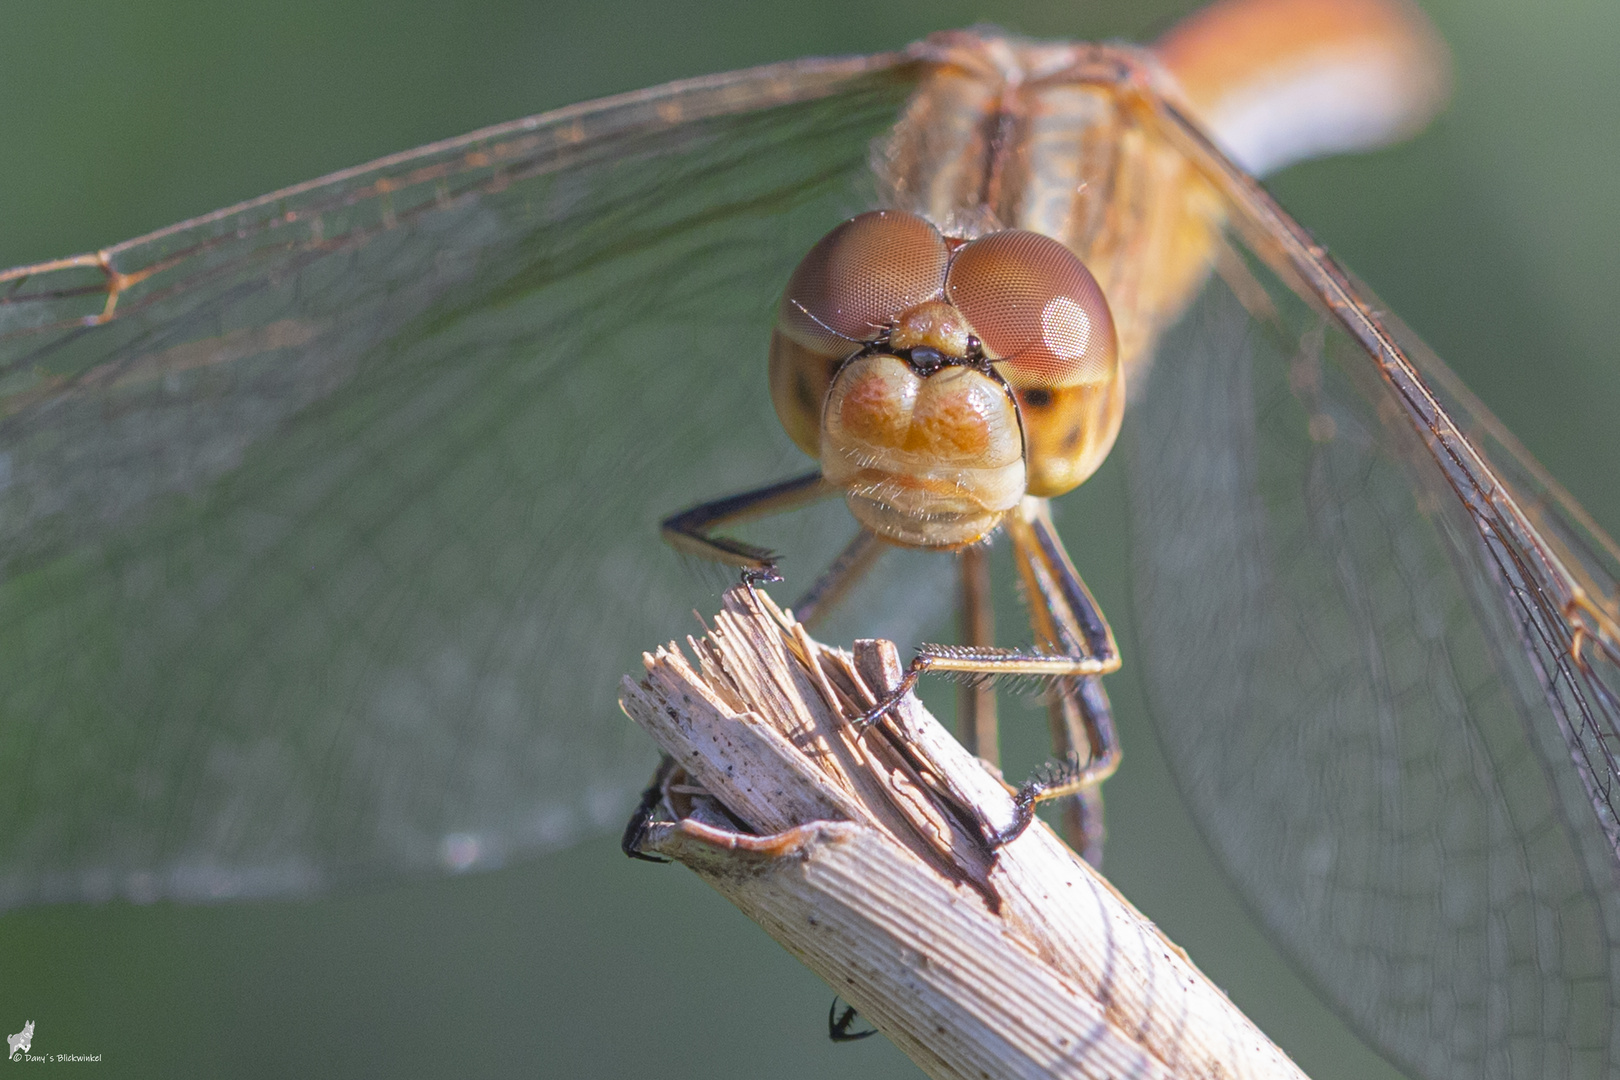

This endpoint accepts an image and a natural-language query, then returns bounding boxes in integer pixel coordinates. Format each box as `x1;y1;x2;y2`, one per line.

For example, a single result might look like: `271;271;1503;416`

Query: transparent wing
1124;103;1620;1078
0;52;920;906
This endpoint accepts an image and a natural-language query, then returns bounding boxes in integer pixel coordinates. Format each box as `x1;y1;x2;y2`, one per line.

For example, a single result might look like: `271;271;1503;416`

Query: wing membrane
1124;99;1620;1079
0;53;918;906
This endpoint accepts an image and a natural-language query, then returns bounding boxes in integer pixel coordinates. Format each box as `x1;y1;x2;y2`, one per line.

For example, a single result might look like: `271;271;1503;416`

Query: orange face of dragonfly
768;209;1122;549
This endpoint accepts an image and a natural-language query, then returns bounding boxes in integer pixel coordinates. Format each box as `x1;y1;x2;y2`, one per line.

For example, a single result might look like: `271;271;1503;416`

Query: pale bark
620;586;1307;1080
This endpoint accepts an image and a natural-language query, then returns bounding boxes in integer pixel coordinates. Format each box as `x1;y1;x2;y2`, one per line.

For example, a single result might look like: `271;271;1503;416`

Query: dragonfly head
769;210;1122;547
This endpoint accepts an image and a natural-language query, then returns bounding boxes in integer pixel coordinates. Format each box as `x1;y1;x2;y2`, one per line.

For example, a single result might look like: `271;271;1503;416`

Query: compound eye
776;210;950;356
945;230;1118;389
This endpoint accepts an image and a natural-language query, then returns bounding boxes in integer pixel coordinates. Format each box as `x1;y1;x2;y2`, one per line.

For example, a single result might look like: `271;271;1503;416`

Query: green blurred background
0;0;1615;1076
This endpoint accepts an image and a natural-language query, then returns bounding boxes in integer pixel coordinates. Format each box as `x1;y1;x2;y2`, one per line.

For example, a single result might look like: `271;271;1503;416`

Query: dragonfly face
2;0;1619;1078
772;209;1121;545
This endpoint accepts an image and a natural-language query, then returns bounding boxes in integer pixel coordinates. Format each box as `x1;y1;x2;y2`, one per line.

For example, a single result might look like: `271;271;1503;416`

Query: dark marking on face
1022;388;1053;409
1061;425;1081;451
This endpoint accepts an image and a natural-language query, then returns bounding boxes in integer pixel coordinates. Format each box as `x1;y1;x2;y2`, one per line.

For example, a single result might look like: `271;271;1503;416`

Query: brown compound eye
945;230;1118;390
776;210;951;356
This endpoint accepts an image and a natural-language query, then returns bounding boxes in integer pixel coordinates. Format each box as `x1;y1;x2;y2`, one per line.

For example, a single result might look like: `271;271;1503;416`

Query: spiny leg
1043;680;1113;866
662;471;892;624
661;470;834;582
1004;500;1120;865
621;755;677;862
857;498;1121;861
956;542;999;766
793;527;886;630
827;998;877;1043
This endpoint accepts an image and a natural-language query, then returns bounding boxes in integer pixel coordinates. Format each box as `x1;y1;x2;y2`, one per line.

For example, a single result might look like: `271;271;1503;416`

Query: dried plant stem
620;586;1307;1080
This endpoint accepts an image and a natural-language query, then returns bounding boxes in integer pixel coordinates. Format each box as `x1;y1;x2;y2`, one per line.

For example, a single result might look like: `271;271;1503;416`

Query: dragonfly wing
1376;294;1620;855
1122;105;1620;1077
0;52;918;906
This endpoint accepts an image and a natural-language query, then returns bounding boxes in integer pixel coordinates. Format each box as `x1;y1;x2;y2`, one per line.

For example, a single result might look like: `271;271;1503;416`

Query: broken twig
619;586;1307;1080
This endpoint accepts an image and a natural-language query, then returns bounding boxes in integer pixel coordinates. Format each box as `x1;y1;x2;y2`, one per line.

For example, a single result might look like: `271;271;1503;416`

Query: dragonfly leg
1003;499;1121;865
827;998;877;1043
855;498;1121;863
1004;674;1117;865
792;527;886;629
621;755;678;862
661;470;834;583
957;542;1000;766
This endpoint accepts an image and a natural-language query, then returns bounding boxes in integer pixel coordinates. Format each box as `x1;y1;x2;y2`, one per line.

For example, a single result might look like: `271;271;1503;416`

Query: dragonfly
1;0;1617;1077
